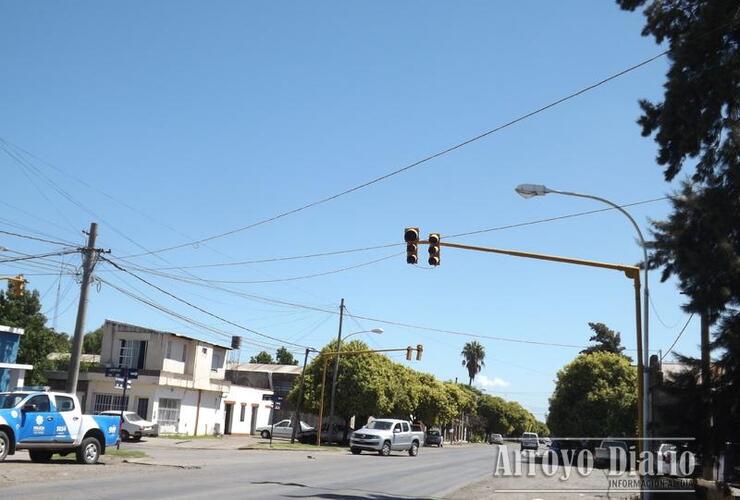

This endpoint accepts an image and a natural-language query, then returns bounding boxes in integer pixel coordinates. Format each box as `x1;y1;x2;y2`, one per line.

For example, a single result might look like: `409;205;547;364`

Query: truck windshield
366;421;393;430
0;393;29;409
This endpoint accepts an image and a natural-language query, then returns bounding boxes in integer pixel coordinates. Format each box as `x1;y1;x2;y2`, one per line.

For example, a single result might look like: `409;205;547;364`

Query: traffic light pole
66;222;99;395
427;239;645;454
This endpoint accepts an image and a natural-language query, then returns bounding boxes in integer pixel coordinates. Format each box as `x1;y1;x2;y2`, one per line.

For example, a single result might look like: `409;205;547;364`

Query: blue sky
0;1;697;421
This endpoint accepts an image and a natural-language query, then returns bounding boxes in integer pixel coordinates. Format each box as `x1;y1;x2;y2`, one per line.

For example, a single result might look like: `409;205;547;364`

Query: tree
83;326;103;354
249;351;274;364
0;285;69;385
547;352;637;438
275;346;298;365
461;341;486;386
580;322;629;359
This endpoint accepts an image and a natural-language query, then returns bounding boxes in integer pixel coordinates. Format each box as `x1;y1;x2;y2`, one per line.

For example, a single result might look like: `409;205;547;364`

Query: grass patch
104;449;149;459
159;434;220;440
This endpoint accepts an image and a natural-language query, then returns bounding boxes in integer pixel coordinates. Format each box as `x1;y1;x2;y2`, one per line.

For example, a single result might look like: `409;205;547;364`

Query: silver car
99;411;158;441
255;419;313;439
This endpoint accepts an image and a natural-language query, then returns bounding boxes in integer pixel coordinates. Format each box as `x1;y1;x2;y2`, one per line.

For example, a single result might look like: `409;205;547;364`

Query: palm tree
461;341;486;386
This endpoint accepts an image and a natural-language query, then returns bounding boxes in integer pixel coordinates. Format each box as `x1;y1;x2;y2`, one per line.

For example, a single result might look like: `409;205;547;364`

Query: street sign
273;402;281;410
126;369;139;380
113;377;131;390
105;367;123;378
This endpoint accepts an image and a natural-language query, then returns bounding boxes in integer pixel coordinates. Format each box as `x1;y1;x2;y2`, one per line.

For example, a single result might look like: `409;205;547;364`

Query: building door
224;403;233;435
250;404;259;435
137;398;149;420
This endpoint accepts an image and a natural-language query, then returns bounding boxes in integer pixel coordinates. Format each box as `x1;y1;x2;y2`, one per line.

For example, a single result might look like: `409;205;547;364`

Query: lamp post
515;183;650;449
326;328;384;443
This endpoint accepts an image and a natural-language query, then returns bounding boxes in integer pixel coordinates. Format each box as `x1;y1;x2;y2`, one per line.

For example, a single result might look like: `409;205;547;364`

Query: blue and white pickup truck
0;390;120;464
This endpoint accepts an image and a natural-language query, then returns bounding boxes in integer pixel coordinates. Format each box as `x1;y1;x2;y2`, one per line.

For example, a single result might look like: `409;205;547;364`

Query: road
0;444;494;499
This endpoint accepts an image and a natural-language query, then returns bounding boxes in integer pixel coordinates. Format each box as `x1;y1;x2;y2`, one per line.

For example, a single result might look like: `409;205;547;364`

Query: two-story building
47;320;273;436
0;324;32;392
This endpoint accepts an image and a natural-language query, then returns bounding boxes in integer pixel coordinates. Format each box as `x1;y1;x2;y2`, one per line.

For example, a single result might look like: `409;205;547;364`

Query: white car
520;432;539;451
99;411;157;441
658;443;697;476
256;419;313;439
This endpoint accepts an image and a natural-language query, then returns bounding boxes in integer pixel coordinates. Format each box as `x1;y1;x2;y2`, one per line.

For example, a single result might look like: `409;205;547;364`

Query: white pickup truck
0;390;120;464
349;418;424;456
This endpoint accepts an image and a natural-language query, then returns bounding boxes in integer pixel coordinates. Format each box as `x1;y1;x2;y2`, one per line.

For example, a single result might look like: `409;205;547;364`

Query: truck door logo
35;416;44;426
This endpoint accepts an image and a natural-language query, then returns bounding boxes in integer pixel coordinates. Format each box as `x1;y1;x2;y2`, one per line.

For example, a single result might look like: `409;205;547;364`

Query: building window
211;350;223;371
119;339;146;369
181;344;187;362
166;340;173;359
94;393;129;413
157;398;181;430
240;404;246;422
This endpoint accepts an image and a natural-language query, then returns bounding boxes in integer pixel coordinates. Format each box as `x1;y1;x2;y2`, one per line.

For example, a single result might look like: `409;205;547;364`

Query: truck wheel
76;437;101;464
0;431;9;461
408;441;419;456
260;430;270;439
29;450;53;463
379;441;391;456
350;447;361;455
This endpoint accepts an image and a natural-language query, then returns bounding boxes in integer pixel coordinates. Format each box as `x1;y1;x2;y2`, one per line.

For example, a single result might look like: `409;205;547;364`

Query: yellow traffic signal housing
406;346;413;361
8;275;26;297
428;233;441;266
416;344;423;361
404;227;419;265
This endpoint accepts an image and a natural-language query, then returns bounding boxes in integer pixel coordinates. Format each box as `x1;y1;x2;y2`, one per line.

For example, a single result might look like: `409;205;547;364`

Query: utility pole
290;347;311;444
700;310;713;480
327;298;345;441
66;222;98;394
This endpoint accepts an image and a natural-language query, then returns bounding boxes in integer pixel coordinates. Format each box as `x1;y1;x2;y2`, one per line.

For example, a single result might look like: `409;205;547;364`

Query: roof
0;325;24;336
227;363;302;375
105;319;233;350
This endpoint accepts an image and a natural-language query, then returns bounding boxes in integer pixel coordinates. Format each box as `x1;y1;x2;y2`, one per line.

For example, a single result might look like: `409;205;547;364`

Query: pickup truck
0;390;120;464
350;418;424;456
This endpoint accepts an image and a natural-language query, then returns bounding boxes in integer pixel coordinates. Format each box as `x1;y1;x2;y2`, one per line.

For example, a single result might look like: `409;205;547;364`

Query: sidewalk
134;435;261;450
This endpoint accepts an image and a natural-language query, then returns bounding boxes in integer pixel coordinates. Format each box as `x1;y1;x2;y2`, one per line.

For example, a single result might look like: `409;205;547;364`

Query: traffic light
406;346;413;361
428;233;441;266
8;275;26;297
404;227;419;265
416;344;423;361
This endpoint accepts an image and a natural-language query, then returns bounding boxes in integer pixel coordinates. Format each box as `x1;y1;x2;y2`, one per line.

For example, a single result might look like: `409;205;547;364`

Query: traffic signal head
428;233;441;266
404;227;419;265
416;344;423;361
8;275;26;297
406;346;413;361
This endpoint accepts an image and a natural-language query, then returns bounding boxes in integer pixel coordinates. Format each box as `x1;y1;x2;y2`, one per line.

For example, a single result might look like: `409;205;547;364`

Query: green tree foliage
547;352;637;438
0;285;70;385
83;326;103;354
249;351;275;364
275;346;298;365
580;322;629;359
461;341;486;386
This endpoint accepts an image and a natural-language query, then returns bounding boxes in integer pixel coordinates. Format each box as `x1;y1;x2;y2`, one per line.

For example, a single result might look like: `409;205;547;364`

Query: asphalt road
0;444;495;500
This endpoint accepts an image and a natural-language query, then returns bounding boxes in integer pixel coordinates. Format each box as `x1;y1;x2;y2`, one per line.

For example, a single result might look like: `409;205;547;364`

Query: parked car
255;419;313;440
489;433;504;445
98;410;157;441
425;429;443;447
520;432;539;451
594;439;629;468
320;421;353;444
0;390;119;464
540;437;552;446
350;418;424;456
658;442;697;476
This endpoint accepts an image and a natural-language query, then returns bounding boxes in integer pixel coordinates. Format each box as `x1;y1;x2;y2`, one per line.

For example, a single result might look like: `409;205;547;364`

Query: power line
120;50;670;259
660;314;695;362
0;249;79;264
0;229;75;247
100;256;312;349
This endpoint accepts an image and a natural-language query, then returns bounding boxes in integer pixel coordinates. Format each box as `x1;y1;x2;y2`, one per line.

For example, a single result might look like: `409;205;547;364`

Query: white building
48;320;273;436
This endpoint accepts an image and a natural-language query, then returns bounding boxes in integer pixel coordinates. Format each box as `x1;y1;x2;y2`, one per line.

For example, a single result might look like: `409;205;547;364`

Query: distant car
425;429;443;447
489;433;504;445
255;419;314;440
658;442;697;476
594;439;629;468
99;410;157;441
540;437;552;446
520;432;539;451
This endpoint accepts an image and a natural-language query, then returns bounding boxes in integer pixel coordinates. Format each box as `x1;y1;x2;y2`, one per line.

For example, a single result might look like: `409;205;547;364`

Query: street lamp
515;183;650;448
342;328;384;342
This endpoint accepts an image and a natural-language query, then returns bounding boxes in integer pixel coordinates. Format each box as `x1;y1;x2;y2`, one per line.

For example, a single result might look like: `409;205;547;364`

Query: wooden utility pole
290;347;311;444
327;298;344;440
66;223;98;394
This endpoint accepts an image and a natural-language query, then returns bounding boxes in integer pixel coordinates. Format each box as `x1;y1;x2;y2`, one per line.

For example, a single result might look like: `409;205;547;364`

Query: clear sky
0;1;697;421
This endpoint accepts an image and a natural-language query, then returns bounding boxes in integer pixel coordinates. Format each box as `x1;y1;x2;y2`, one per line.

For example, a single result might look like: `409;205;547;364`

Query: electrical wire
117;50;670;259
660;314;695;362
100;256;312;349
0;229;75;247
0;249;79;264
649;295;681;329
